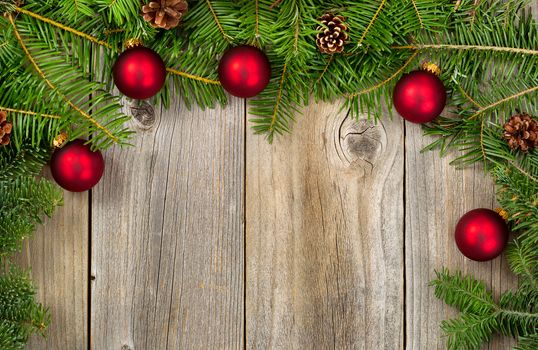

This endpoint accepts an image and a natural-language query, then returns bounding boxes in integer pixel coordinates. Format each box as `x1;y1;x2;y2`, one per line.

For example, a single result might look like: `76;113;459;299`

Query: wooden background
15;3;536;346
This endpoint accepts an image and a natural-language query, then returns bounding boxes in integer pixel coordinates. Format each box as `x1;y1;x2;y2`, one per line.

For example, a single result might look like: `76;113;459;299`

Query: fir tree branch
357;0;386;47
8;14;120;144
508;160;538;184
410;0;424;29
165;68;220;85
470;0;481;27
255;0;260;40
469;85;538;120
314;55;334;87
0;107;61;120
269;0;282;10
431;269;498;314
515;333;538;350
13;5;220;87
0;177;63;256
348;51;418;97
14;6;113;49
0;267;50;348
205;0;232;42
506;241;538;291
479;119;486;167
393;44;538;56
454;83;483;109
269;63;287;134
441;313;498;350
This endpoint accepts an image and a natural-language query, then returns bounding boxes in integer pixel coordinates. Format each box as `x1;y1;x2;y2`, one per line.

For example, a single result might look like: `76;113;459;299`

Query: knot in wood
130;100;155;130
335;116;386;174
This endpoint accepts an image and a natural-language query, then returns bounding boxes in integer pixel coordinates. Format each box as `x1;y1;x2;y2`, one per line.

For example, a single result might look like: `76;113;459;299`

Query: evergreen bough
0;0;535;348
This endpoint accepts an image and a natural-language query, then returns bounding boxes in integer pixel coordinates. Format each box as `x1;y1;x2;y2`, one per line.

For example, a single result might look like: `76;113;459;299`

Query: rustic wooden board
15;187;88;350
246;102;405;348
90;97;245;349
404;123;518;350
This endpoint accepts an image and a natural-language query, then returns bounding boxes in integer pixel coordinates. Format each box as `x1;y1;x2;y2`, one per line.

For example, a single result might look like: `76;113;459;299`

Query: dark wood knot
130;100;155;130
335;115;386;174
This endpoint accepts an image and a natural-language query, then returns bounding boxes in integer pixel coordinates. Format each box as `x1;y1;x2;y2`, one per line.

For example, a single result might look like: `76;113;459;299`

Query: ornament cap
53;131;69;148
124;38;143;49
495;207;510;221
421;62;441;76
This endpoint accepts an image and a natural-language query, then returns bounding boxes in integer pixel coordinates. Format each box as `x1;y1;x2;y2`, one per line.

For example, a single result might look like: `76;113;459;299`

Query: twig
348;51;418;98
357;0;386;47
393;44;538;56
411;0;423;28
166;68;220;85
269;0;283;10
269;64;288;133
0;106;61;119
469;86;538;120
206;0;232;42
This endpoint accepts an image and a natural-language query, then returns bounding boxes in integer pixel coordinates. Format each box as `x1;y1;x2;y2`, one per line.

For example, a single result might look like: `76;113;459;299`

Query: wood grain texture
246;102;405;349
90;97;245;349
404;123;518;350
15;186;88;349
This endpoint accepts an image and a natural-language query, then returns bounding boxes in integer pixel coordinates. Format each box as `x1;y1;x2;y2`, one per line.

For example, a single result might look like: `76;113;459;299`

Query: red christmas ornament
50;139;105;192
113;45;166;100
218;45;271;98
455;208;509;261
393;64;447;123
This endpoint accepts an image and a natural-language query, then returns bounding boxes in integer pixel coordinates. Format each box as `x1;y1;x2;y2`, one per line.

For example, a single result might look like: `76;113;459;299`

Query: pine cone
316;13;348;54
142;0;188;30
0;111;12;146
503;113;538;152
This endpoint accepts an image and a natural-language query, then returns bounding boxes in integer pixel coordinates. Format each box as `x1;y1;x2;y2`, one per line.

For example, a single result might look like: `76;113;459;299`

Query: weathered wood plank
91;97;245;349
404;123;518;349
16;186;88;349
246;102;405;349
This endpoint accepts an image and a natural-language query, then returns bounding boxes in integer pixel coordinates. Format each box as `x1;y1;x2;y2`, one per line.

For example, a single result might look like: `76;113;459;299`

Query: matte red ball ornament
50;139;105;192
218;45;271;98
455;208;509;261
113;46;166;100
393;65;447;123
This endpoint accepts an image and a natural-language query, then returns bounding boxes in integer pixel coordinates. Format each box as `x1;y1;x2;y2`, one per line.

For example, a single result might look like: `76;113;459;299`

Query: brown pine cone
142;0;188;30
316;13;349;54
503;113;538;152
0;111;12;146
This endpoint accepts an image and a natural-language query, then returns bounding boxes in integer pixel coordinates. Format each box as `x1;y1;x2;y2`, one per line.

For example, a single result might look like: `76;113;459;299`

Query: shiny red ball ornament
50;139;105;192
455;208;509;261
113;46;166;100
218;45;271;98
393;68;447;123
